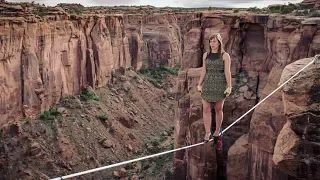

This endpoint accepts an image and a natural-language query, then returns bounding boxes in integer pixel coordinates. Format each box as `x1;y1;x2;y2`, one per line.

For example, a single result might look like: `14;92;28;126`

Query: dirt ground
0;69;178;180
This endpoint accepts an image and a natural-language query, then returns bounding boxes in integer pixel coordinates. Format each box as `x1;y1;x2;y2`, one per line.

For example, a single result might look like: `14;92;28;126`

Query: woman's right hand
197;85;202;93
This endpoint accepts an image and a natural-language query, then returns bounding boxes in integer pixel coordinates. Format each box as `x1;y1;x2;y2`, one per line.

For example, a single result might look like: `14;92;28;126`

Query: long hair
208;33;224;59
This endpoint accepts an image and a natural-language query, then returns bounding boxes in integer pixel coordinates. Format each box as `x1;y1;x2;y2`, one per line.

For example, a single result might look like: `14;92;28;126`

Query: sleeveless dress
201;52;227;102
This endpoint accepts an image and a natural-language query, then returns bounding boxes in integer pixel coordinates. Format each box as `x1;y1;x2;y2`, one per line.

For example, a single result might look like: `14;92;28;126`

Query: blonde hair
209;33;224;58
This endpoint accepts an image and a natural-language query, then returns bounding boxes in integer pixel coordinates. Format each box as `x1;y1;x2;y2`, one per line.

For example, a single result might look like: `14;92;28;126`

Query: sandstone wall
273;57;320;179
173;13;320;179
0;6;183;126
1;2;320;179
301;0;320;9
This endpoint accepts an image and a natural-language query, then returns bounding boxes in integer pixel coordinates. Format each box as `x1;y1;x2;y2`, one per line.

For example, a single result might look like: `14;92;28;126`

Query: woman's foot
203;132;212;143
212;129;220;137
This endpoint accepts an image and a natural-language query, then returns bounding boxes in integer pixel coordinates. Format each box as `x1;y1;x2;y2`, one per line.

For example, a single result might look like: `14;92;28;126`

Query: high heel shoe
203;132;212;143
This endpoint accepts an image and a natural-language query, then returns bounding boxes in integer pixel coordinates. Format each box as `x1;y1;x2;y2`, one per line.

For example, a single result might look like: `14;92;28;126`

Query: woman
197;33;232;143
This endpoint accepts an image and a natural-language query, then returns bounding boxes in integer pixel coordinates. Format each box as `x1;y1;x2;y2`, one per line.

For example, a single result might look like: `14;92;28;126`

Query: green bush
125;162;136;170
151;139;160;146
57;3;84;14
268;3;297;14
170;142;174;150
165;170;173;179
119;86;129;93
159;66;179;76
269;6;281;13
248;7;260;13
155;153;171;167
32;7;48;17
138;63;180;88
80;91;99;101
40;108;61;120
281;5;296;14
234;9;239;13
96;114;108;121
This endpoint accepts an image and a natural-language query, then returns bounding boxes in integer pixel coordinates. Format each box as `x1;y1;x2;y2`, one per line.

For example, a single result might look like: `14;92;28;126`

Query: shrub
138;63;179;88
40;108;61;120
57;3;84;15
268;3;297;14
96;114;108;121
248;6;260;13
80;91;99;101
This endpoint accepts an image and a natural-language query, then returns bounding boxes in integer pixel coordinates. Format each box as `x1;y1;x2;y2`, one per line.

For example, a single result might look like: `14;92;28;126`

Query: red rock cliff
1;1;320;180
173;12;320;180
301;0;320;9
273;57;320;179
0;2;182;126
0;15;126;125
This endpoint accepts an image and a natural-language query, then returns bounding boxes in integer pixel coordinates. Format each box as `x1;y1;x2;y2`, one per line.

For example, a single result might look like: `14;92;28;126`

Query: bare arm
198;52;207;86
223;53;232;88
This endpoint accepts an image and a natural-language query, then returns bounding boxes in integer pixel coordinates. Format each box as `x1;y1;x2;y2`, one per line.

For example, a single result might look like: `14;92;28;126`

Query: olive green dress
201;52;227;102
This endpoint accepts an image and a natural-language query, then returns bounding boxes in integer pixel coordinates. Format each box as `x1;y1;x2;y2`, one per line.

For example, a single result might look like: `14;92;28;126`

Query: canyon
0;0;320;179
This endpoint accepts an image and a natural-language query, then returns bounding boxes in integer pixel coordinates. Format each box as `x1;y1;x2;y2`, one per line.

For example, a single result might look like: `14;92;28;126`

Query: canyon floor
0;67;179;180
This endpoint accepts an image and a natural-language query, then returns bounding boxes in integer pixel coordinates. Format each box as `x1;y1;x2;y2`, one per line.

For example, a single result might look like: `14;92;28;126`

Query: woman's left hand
224;87;232;97
197;85;203;93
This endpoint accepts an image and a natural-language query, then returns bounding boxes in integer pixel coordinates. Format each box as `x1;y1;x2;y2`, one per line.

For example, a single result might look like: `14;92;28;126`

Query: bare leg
202;99;212;140
213;99;225;136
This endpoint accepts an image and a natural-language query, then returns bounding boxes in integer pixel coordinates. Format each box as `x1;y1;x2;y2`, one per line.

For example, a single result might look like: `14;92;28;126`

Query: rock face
0;15;125;126
273;57;320;179
0;2;182;126
1;1;320;179
301;0;320;9
247;66;288;180
140;14;182;68
174;13;320;180
227;134;249;180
